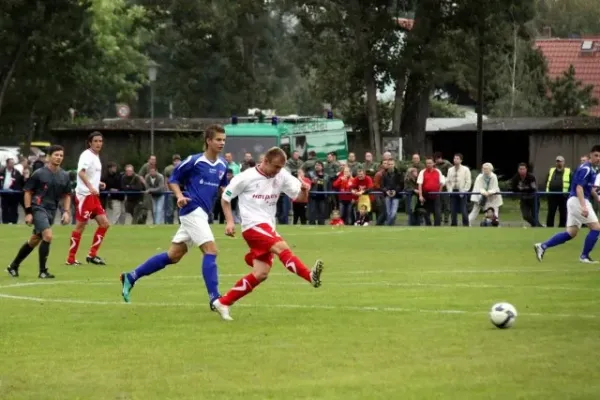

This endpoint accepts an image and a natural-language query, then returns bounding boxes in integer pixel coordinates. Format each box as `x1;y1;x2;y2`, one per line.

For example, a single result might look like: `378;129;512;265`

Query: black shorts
32;208;55;235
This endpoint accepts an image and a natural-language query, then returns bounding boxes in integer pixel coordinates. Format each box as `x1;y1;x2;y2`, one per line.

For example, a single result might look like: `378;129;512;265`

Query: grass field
1;224;600;400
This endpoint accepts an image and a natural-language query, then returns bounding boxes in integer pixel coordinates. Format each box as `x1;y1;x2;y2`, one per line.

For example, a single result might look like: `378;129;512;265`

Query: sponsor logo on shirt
252;194;278;200
198;179;219;187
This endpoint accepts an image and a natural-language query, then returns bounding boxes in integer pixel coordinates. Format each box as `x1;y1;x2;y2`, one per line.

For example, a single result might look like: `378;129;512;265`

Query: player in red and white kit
66;131;110;265
212;147;324;321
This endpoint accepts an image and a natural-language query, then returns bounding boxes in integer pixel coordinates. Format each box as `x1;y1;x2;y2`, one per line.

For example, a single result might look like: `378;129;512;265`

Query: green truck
223;115;349;162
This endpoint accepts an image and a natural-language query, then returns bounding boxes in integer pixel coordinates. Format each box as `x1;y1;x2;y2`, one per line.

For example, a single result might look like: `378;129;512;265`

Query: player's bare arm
78;169;99;196
23;190;33;225
294;179;310;203
62;194;72;224
221;197;236;237
168;182;190;208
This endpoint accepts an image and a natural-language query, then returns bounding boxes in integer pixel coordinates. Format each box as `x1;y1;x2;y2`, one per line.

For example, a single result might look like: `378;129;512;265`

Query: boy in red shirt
333;166;354;224
350;168;374;222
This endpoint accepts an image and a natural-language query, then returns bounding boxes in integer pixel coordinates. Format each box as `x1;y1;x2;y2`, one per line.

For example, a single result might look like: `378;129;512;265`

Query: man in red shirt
417;157;445;226
350;168;374;220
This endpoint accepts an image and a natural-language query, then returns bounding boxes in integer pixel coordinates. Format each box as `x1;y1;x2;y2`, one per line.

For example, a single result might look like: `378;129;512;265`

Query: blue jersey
168;153;228;217
569;162;597;201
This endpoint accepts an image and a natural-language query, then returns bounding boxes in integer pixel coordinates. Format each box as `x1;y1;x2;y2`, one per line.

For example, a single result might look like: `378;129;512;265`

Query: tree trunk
364;67;381;156
391;69;407;136
0;40;29;117
400;71;431;156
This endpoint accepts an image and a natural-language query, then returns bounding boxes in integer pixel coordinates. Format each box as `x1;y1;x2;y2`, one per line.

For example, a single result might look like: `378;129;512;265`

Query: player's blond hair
264;147;287;163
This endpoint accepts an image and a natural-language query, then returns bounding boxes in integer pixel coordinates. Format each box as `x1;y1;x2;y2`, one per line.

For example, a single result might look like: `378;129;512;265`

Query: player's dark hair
591;145;600;153
328;151;337;158
265;147;287;163
226;168;233;174
87;131;102;148
204;124;225;149
518;162;528;169
454;153;463;161
47;145;64;156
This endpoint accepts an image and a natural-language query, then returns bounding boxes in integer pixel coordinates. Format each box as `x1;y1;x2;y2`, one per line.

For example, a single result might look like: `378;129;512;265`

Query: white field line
1;279;600;319
0;291;598;319
1;279;595;292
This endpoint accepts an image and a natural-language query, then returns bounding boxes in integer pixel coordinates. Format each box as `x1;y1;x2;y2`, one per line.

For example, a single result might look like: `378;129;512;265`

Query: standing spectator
410;153;424;171
445;153;472;226
417;157;445;226
163;154;181;224
31;154;45;172
121;165;146;224
469;163;502;225
286;151;304;176
434;152;452;225
301;151;319;175
240;152;254;172
404;167;420;225
544;155;571;228
350;168;374;221
361;152;379;178
145;166;165;224
333;166;354;225
103;162;126;225
323;151;341;215
14;156;29;175
0;158;24;223
346;152;359;176
381;159;403;226
293;169;311;225
372;162;387;225
511;163;542;227
225;152;241;175
138;154;157;177
308;161;329;225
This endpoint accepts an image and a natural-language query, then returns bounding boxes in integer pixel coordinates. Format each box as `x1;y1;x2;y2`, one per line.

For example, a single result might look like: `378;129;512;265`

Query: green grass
1;224;600;400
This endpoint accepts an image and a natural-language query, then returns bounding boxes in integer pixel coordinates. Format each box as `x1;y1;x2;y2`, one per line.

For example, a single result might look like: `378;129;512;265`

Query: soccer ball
489;302;518;329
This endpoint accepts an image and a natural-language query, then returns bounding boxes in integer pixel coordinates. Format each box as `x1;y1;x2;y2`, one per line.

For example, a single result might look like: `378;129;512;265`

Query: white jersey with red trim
221;167;301;231
76;149;102;196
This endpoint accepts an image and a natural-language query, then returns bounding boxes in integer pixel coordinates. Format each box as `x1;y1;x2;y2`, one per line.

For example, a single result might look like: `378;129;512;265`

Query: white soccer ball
489;302;518;329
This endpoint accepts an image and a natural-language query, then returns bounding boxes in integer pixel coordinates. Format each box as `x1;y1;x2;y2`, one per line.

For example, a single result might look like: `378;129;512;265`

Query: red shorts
75;194;105;222
242;223;283;267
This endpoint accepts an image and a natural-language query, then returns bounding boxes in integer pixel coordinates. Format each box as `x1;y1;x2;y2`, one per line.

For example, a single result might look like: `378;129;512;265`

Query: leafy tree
535;0;600;38
547;65;599;116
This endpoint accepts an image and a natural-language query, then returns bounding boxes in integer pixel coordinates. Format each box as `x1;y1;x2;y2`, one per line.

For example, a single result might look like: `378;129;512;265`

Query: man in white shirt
211;147;324;321
66;131;110;265
445;153;472;226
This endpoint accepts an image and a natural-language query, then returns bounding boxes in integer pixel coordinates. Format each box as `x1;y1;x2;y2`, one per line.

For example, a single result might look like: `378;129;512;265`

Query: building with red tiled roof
535;38;600;116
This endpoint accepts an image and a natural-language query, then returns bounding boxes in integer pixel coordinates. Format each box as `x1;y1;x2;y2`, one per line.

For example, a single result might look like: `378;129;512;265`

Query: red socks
67;231;82;263
67;227;108;262
279;249;311;282
89;226;108;257
220;273;259;306
219;250;310;307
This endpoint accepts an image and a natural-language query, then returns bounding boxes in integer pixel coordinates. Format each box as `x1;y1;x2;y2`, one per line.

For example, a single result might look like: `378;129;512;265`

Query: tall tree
547;65;599;116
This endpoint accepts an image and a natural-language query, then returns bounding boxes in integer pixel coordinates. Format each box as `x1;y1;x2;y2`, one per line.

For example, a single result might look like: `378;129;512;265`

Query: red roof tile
535;38;600;116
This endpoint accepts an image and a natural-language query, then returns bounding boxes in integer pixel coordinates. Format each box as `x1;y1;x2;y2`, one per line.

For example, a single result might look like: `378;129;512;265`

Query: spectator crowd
0;147;586;228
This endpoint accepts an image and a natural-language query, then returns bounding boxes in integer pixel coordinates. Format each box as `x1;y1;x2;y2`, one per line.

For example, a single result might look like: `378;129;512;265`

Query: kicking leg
120;243;186;303
271;241;323;287
212;255;271;321
534;226;577;262
7;234;41;277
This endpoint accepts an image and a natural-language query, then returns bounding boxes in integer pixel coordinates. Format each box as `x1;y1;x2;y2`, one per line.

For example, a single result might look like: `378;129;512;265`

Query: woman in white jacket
469;162;503;225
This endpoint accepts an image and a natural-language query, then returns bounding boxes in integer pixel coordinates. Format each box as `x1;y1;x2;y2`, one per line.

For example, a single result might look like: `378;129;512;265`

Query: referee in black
6;145;72;278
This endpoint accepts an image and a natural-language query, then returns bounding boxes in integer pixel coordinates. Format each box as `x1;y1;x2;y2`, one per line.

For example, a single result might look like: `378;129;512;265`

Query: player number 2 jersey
76;149;102;196
222;167;301;231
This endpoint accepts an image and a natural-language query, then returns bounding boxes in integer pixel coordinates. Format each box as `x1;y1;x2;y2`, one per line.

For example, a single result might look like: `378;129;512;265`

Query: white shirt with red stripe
222;167;301;232
76;149;102;196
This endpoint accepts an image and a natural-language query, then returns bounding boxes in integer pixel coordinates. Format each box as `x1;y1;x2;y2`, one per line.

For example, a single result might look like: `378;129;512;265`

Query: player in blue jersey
534;145;600;263
120;125;228;307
